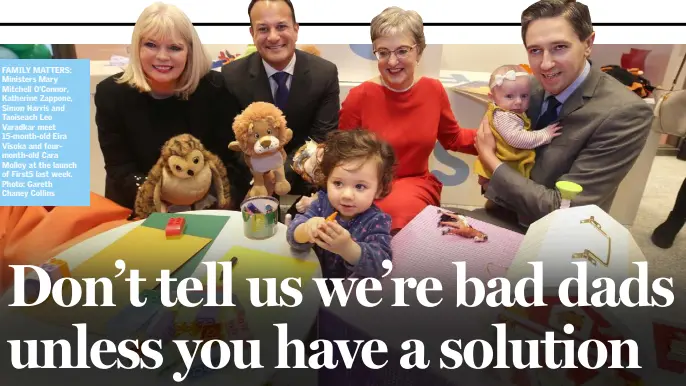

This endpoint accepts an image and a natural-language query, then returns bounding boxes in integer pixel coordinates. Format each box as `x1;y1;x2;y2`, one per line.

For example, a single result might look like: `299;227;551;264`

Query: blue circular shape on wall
430;142;471;186
349;44;376;61
0;46;19;59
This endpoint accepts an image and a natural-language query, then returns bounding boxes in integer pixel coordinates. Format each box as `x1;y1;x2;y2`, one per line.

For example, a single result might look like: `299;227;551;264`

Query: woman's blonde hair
117;2;211;100
370;6;426;56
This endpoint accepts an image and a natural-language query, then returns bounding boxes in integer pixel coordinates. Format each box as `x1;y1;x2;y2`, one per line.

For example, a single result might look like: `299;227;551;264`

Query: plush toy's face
249;117;282;155
231;102;290;157
167;149;206;179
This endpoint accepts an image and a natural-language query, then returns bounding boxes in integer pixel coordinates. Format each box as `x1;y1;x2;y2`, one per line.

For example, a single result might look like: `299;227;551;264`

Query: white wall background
440;44;674;87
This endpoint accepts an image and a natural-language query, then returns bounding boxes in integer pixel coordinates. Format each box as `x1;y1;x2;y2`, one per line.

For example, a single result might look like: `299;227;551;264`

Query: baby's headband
490;70;530;89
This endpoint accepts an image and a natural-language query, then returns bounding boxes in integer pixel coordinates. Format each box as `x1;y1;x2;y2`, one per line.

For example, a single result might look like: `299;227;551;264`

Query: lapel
528;80;545;126
559;63;601;119
247;52;275;103
284;49;310;116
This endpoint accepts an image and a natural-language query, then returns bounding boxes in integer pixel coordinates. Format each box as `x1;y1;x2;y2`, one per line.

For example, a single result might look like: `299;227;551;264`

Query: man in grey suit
475;0;654;226
221;0;340;202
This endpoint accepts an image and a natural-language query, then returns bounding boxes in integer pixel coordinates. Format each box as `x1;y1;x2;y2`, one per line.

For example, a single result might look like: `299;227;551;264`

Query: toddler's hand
303;217;327;243
315;221;355;257
544;122;563;139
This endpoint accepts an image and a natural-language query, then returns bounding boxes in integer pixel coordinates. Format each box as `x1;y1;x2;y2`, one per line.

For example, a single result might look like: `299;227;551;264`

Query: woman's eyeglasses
373;44;417;61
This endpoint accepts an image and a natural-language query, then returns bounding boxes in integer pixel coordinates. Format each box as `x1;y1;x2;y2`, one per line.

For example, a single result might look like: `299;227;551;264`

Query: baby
474;64;562;196
286;129;396;279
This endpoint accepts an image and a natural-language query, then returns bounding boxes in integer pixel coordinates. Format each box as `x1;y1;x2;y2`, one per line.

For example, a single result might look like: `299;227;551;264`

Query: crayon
246;202;262;214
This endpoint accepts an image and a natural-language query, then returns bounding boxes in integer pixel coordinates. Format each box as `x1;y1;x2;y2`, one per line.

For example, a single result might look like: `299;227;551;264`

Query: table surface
0;210;322;386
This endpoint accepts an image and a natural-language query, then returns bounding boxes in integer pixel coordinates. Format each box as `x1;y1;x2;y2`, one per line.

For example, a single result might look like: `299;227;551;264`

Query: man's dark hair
248;0;297;25
521;0;593;44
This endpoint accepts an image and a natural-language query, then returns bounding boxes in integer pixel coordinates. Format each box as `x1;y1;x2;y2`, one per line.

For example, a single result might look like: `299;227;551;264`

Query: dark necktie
535;95;561;130
272;71;290;111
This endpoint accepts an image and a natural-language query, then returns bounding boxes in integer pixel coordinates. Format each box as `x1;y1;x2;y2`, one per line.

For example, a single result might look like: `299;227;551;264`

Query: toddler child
474;64;563;196
286;129;396;279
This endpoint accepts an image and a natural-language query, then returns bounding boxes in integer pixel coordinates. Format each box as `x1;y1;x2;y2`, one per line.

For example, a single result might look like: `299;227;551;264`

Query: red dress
339;77;478;230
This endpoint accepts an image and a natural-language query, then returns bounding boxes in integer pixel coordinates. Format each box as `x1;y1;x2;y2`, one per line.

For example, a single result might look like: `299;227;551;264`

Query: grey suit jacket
220;49;340;197
485;64;654;225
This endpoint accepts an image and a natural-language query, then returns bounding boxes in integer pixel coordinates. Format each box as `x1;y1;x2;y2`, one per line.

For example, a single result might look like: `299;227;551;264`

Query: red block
166;217;186;238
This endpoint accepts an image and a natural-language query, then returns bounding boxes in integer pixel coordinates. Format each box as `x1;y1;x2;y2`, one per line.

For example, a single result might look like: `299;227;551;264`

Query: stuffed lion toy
229;101;293;197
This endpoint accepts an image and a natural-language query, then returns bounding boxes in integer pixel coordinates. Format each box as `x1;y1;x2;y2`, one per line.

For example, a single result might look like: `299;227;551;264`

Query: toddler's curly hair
314;129;396;199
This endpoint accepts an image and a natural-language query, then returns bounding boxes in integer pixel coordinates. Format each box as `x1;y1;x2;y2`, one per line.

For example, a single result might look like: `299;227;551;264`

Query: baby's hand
303;217;327;243
314;221;354;257
544;122;563;139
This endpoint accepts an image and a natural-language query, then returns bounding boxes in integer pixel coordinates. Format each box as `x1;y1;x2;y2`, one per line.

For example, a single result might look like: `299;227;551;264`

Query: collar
262;52;296;78
545;59;591;103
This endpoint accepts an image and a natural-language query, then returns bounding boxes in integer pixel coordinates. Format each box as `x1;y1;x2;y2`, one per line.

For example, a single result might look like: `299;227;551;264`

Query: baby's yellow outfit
474;102;536;179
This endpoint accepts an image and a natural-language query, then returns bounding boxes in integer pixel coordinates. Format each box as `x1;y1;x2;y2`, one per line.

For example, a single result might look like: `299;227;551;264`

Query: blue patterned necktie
272;71;290;111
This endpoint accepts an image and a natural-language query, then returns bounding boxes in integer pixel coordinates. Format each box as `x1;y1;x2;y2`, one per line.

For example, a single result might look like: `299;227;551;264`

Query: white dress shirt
262;53;296;100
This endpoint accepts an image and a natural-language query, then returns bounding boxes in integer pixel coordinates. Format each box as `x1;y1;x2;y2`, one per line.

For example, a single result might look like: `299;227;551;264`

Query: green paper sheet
141;212;230;288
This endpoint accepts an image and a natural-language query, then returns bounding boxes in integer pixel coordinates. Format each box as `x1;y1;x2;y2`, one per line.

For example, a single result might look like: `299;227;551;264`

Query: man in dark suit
475;0;654;227
221;0;340;206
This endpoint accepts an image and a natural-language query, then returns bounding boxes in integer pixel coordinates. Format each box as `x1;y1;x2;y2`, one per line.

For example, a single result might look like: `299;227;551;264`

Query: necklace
380;77;415;93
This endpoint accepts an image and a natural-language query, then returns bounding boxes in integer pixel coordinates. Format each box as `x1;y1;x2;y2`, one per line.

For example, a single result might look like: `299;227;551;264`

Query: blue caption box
0;59;90;206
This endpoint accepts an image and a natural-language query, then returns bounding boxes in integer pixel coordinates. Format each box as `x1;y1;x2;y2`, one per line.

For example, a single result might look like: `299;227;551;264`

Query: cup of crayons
240;196;279;239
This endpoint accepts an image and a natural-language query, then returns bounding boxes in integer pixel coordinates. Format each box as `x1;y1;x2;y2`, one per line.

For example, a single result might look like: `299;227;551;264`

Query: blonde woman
338;6;477;232
94;2;247;211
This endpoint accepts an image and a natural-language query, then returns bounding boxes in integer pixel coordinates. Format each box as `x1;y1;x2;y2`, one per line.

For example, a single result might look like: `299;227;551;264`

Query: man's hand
475;115;495;154
296;193;317;213
475;115;502;173
314;221;361;264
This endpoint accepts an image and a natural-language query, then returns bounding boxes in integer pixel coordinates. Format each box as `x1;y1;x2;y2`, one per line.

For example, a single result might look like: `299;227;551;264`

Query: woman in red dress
339;6;478;232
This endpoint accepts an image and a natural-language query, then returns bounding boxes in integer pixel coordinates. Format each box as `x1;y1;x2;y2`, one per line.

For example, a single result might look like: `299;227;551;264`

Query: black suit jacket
220;49;340;197
94;71;243;211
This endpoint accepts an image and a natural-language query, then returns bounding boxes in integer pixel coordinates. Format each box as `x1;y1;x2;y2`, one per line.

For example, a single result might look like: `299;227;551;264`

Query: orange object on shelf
519;63;533;74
